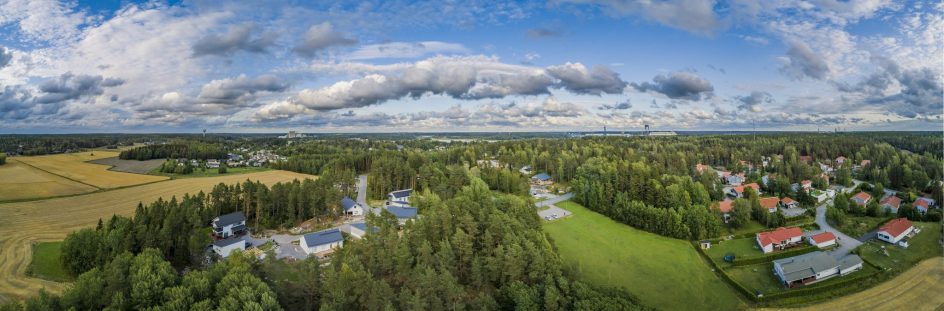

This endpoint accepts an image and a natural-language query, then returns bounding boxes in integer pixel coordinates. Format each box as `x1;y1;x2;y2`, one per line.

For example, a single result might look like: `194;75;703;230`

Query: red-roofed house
914;197;935;214
781;197;799;209
729;183;761;198
880;196;902;214
808;232;837;248
877;218;914;244
760;197;780;213
851;192;871;206
801;180;813;192
715;199;734;223
756;227;804;253
696;163;709;174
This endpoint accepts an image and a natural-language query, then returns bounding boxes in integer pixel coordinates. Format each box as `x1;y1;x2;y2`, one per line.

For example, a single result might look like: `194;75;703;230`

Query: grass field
149;166;271;179
0;170;315;303
727;261;880;295
544;201;745;311
0;161;97;201
27;242;70;282
88;157;165;174
15;151;167;189
705;237;764;264
834;215;893;238
858;222;942;271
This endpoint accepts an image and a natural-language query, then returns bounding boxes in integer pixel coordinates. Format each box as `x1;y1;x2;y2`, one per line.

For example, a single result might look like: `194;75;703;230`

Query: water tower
644;124;650;135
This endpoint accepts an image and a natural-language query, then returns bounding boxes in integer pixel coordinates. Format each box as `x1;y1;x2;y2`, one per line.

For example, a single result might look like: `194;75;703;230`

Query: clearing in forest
14;151;167;189
543;201;745;311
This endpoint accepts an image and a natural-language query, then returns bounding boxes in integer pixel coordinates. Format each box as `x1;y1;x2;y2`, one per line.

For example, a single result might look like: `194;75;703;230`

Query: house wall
214;242;245;258
758;237;774;253
348;206;363;216
813;239;836;248
878;227;913;244
773;263;788;284
814;267;840;280
302;239;343;255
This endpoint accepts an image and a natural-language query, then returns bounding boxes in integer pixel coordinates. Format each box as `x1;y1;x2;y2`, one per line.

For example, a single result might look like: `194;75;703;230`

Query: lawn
727;261;880;296
857;221;942;272
28;242;72;282
149;166;271;179
725;220;766;236
834;215;893;238
544;201;745;311
705;237;764;264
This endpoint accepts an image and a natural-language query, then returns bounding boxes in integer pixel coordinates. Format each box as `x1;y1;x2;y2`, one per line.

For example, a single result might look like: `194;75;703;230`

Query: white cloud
345;41;468;60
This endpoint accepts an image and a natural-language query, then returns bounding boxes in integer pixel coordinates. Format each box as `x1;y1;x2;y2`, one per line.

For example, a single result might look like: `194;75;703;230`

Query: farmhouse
851;192;871;206
808;232;837;249
341;196;364;216
879;196;902;214
914;197;935;213
212;211;247;238
387;189;413;207
213;236;246;258
781;197;799;209
877;218;914;244
300;228;344;256
728;183;760;198
386;206;419;225
715;199;734;223
756;226;803;253
759;197;780;213
772;251;863;287
531;173;553;185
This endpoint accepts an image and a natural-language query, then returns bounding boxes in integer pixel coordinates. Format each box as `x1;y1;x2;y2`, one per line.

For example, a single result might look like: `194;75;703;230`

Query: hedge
731;245;817;266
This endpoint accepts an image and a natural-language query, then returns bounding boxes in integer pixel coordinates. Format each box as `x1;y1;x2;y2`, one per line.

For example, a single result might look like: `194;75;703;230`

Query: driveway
781;207;807;218
536;192;573;208
356;174;369;206
815;201;862;258
536;192;574;222
270;234;308;260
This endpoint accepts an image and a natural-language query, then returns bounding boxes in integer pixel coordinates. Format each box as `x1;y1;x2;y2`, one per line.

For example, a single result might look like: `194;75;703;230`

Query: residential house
387;189;413;207
715;199;734;223
385;206;419;225
212;236;246;258
859;160;871;168
341;196;364;216
342;222;378;240
761;174;777;187
835;156;846;166
300;228;344;256
880;196;902;214
760;197;780;213
781;197;799;209
877;218;914;244
808;232;837;249
212;212;247;239
206;159;220;168
914;197;935;214
728;183;760;198
801;180;813;192
717;171;732;184
851;192;871;206
519;165;533;175
773;252;862;287
695;163;709;174
819;172;830;185
756;226;804;253
531;173;553;185
726;174;745;186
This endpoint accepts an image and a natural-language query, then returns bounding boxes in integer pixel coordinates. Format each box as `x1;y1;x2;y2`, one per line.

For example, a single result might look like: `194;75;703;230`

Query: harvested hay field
87;157;165;174
0;161;97;201
14;151;167;189
763;257;944;311
0;170;315;303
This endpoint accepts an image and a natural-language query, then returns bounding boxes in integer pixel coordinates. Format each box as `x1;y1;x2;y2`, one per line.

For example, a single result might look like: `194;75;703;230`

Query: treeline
119;143;227;161
0;152;5;165
258;178;645;310
3;249;281;310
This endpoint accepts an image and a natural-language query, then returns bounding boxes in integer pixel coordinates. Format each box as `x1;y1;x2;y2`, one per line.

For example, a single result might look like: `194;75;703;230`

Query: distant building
851;192;871;206
387;189;413;207
385;206;419;225
914;197;935;214
880;196;902;214
341;196;364;216
300;228;344;256
213;236;246;258
759;197;780;213
213;212;247;238
728;183;760;198
781;197;799;209
531;173;553;185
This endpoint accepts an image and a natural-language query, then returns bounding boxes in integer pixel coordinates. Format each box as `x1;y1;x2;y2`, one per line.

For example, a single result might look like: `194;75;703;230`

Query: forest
119;143;228;161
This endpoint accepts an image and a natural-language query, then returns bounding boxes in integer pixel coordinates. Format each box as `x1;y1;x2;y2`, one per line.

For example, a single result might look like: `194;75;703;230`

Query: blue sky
0;0;940;133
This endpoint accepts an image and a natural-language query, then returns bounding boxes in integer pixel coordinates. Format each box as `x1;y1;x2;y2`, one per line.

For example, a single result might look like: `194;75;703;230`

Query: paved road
536;193;574;221
815;200;862;259
536;192;573;208
356;174;369;206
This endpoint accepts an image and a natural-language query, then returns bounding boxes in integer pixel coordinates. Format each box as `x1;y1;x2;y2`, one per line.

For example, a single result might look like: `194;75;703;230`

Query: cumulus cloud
599;100;632;110
0;46;12;69
560;0;720;35
736;91;773;112
779;40;831;80
631;71;714;100
289;55;625;111
293;22;357;58
197;74;289;106
35;73;123;104
836;57;943;118
192;24;276;56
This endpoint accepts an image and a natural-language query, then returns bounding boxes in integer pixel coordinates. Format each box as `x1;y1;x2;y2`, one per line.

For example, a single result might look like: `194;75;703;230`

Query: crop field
0;161;97;201
87;157;166;174
14;151;168;189
544;201;745;311
0;170;315;303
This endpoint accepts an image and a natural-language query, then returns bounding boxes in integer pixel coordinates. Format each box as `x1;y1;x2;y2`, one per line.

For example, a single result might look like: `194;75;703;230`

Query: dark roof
389;189;412;199
341;196;359;211
302;228;343;247
773;251;838;283
838;255;863;271
214;212;246;227
533;173;551;181
351;222;380;233
213;236;245;248
386;206;418;219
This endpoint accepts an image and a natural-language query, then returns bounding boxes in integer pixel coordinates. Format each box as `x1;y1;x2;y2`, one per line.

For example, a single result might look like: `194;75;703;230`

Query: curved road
536;193;574;221
815;200;862;258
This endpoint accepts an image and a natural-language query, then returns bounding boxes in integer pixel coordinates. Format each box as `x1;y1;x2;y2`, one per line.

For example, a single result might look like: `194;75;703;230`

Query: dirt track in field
0;170;314;303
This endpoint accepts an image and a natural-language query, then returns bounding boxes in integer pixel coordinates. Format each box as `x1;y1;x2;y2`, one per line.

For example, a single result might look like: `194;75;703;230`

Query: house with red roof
781;197;799;209
728;183;760;198
756;226;804;253
801;180;813;192
851;192;871;206
714;199;734;223
914;197;935;214
877;218;914;244
760;197;780;213
879;196;902;214
808;232;837;248
695;163;709;174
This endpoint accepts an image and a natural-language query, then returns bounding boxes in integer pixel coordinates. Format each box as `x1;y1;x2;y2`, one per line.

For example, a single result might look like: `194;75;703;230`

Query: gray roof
533;173;551;181
385;206;418;219
838;255;863;271
341;196;359;211
389;189;412;199
213;236;245;248
214;212;246;227
351;222;380;233
773;251;838;283
302;228;343;247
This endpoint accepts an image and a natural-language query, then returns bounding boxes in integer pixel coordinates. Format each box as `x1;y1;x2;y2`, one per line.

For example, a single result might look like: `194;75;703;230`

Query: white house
341;196;364;216
387;189;413;206
781;197;800;209
773;252;863;287
206;159;221;168
300;228;344;255
879;196;902;214
213;236;246;258
213;212;247;238
851;192;871;206
756;227;804;253
808;232;837;249
914;197;935;214
877;218;914;244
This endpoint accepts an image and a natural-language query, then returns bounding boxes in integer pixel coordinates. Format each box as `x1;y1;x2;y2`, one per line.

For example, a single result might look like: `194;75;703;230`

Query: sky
0;0;941;133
